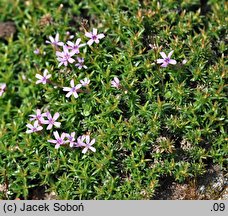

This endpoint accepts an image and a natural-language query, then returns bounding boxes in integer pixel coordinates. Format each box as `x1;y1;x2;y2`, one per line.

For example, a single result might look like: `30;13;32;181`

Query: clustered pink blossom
42;112;61;130
26;109;96;154
46;33;64;47
85;28;105;46
48;132;96;153
67;38;85;54
48;131;66;149
26;110;61;132
80;78;90;87
45;29;105;69
63;80;82;98
156;50;177;67
29;109;46;123
63;78;90;98
111;77;120;89
56;45;77;67
26;121;43;134
0;83;6;96
75;57;87;69
80;135;96;154
35;69;51;85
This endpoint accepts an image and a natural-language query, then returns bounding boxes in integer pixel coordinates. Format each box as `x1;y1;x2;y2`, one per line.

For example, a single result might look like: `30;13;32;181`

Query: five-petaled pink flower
81;135;96;154
85;28;105;46
0;83;6;96
56;46;77;67
74;135;86;147
157;50;177;67
63;80;82;98
75;57;87;69
35;69;51;85
66;132;76;147
42;112;61;130
67;38;86;54
46;33;64;47
48;131;66;149
111;77;120;89
26;120;43;134
80;78;90;86
29;109;47;123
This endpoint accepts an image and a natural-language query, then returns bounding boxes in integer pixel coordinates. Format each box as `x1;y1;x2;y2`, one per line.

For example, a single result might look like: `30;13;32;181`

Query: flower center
164;58;170;63
65;53;70;60
92;35;97;40
57;138;63;144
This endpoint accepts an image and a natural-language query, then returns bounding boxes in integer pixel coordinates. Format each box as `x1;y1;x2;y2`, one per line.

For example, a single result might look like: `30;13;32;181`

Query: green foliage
0;0;227;199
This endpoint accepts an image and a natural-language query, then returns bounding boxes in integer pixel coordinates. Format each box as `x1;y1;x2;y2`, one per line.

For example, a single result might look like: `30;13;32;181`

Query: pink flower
66;132;76;147
81;135;96;154
75;57;87;69
35;69;51;84
34;48;40;55
29;109;46;123
56;45;77;67
111;77;120;89
67;38;86;54
26;120;43;134
42;112;61;130
85;28;105;46
157;50;177;67
182;59;187;65
75;135;86;147
0;83;6;96
80;78;90;86
48;131;66;149
46;33;64;46
63;80;82;98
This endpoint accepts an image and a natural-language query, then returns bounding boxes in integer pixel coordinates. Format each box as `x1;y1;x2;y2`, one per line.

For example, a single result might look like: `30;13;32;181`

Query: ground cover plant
0;0;227;200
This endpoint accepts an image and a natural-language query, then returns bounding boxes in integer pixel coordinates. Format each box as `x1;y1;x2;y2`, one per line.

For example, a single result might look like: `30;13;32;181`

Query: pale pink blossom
26;120;43;134
29;109;46;123
0;83;6;96
75;57;87;69
42;112;61;130
34;48;40;55
48;131;66;149
66;132;76;147
85;28;105;46
56;45;77;67
111;77;120;89
63;80;82;98
67;38;86;54
46;33;64;46
80;78;90;86
75;135;86;147
81;135;96;154
182;59;187;65
157;50;177;67
35;69;51;84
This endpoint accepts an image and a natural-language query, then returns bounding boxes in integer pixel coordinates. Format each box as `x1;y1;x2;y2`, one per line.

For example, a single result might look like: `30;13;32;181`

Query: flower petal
70;80;75;87
82;147;88;154
53;112;59;120
87;39;94;46
89;146;96;152
168;50;174;58
157;59;164;64
169;59;177;65
85;32;92;38
160;52;167;59
93;28;97;35
63;87;71;92
97;33;105;39
53;131;60;139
